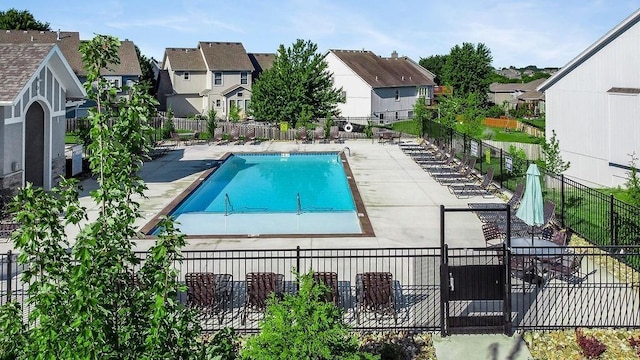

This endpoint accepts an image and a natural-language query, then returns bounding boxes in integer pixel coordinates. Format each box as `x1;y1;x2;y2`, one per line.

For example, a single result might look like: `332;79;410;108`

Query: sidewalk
433;333;532;360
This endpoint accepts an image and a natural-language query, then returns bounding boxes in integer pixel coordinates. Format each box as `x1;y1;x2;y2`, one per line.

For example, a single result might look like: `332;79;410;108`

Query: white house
538;9;640;188
325;50;435;124
0;43;85;192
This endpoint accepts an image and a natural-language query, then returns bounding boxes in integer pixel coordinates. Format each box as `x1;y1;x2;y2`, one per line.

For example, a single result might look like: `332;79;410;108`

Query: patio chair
170;132;181;146
296;126;308;143
330;126;342;143
544;251;586;283
185;272;233;324
0;221;19;242
418;151;455;171
482;222;506;247
312;271;339;306
355;272;397;324
448;167;498;198
188;131;201;145
468;182;522;223
434;158;477;185
211;130;228;145
540;227;567;247
314;127;327;143
241;272;285;325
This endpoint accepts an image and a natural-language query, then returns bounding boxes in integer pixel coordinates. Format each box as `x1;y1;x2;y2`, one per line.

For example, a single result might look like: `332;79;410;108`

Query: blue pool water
164;153;362;235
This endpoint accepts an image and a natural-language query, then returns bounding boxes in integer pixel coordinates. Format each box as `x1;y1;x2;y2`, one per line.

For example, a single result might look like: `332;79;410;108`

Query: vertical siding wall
325;53;372;117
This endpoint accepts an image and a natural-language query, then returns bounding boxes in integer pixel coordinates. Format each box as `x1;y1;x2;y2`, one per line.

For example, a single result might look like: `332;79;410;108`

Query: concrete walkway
433;334;533;360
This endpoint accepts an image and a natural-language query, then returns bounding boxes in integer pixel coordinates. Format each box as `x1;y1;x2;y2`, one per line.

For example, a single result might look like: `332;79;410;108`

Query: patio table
509;237;568;282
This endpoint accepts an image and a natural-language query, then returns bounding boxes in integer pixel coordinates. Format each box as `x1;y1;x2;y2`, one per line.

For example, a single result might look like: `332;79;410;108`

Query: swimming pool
145;152;371;237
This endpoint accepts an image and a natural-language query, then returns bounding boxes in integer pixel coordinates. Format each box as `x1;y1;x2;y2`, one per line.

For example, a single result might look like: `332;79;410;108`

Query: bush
202;328;239;360
576;328;606;359
240;270;376;360
162;107;176;139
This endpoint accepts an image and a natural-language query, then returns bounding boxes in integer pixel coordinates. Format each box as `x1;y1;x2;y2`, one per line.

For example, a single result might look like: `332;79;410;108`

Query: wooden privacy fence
483;118;544;137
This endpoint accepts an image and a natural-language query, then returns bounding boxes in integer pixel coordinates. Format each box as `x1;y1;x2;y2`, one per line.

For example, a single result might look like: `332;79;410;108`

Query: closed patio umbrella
515;163;544;244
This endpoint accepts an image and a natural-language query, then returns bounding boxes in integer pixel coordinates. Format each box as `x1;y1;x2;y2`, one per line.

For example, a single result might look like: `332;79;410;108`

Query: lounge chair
241;272;285;325
433;158;477;185
418;151;455;171
468;182;524;223
355;272;397;324
448;167;498;198
211;130;228;145
170;132;181;147
185;272;233;324
312;271;339;305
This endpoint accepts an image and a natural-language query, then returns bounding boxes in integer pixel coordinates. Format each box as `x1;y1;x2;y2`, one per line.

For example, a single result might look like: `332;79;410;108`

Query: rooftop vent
391;50;398;59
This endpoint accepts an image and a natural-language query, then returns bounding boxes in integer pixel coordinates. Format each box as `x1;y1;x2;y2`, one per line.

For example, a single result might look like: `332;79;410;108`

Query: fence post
610;194;616;246
296;246;301;288
499;148;504;188
6;250;11;303
560;174;565;228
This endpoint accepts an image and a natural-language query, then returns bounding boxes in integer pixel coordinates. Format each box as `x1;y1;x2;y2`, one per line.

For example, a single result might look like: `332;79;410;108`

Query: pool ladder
224;193;234;216
337;147;350;161
297;193;302;215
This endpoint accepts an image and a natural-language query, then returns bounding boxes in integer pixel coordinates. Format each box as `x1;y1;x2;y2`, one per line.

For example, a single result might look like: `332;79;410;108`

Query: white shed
538;9;640;188
0;43;85;192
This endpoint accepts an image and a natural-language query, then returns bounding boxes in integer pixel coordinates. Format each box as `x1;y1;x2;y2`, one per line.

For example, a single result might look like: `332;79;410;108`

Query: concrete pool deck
53;138;503;253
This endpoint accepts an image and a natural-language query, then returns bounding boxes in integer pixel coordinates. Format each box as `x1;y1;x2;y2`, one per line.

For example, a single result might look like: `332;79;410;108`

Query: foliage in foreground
0;34;201;359
240;271;376;360
524;328;640;360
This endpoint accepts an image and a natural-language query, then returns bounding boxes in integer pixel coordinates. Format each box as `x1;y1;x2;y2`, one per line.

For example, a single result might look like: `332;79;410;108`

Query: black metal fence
421;119;640;252
2;246;638;334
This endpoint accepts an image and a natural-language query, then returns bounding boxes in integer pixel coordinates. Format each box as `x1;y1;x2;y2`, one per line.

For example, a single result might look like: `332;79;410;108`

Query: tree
418;54;448;85
135;45;157;95
205;107;218;141
438;94;464;129
413;96;433;137
228;102;241;122
249;39;344;128
626;152;640;206
240;271;375;360
0;34;202;359
458;92;485;138
441;42;493;100
541;129;570;174
0;8;50;30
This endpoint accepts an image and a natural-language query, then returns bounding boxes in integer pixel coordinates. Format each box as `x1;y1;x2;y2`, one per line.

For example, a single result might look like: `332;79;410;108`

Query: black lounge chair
355;272;397;324
185;272;233;324
241;272;284;324
312;271;339;305
448;167;498;198
468;182;524;223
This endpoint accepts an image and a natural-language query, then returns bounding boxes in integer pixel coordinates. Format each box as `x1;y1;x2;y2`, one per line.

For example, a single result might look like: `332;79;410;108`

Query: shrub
576;328;606;359
202;327;239;360
240;270;376;360
162;107;176;139
629;336;640;357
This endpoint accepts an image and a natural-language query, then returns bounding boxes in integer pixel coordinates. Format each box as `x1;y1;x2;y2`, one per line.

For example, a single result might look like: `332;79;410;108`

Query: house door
24;102;45;187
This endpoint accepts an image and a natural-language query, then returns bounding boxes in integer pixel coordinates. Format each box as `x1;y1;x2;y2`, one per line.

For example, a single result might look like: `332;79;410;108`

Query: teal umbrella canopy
516;164;544;228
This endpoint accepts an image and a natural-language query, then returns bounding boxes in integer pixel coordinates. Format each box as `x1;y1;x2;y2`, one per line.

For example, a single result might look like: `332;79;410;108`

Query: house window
214;72;222;85
216;99;221;107
237;92;243;98
111;79;120;89
408;110;414;118
378;113;384;120
245;99;250;111
240;72;247;84
184;72;190;80
395;112;399;120
395;89;399;101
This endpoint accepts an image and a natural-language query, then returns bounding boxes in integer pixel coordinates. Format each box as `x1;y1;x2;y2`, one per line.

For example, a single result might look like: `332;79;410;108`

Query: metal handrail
224;193;234;216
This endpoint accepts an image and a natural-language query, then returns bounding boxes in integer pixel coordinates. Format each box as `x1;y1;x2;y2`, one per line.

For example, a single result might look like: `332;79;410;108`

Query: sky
4;0;640;69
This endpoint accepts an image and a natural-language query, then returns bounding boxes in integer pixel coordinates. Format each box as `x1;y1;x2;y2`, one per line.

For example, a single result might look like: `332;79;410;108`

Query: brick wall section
0;171;23;192
51;156;66;188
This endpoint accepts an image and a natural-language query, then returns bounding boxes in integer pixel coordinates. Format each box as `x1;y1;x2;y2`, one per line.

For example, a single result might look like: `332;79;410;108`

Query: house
538;9;640;188
0;30;143;117
325;50;436;123
0;43;85;192
487;78;546;114
157;42;273;119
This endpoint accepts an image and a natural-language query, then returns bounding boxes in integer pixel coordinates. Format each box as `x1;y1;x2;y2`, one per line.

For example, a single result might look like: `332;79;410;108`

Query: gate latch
449;273;454;291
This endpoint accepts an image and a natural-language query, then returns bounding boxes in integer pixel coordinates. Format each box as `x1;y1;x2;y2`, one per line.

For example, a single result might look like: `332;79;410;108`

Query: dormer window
394;89;399;101
184;72;190;80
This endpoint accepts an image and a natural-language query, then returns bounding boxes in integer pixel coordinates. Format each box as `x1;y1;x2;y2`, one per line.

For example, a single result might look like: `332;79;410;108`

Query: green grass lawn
65;133;79;144
520;117;545;129
481;126;544;144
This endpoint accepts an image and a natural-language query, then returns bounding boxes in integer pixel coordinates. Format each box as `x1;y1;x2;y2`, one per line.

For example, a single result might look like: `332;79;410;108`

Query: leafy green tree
413;96;432;137
441;42;493;100
228;103;241;122
438;94;464;129
134;45;157;95
418;54;448;85
249;39;344;128
0;8;49;30
458;92;485;138
162;106;176;139
206;107;218;141
241;271;375;360
0;34;201;359
541;129;570;174
625;152;640;206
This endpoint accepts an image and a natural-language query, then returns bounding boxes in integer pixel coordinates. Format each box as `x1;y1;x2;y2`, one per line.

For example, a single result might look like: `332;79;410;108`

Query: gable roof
0;30;142;77
538;8;640;92
329;49;435;88
489;78;547;93
163;48;206;71
0;43;84;104
248;53;275;73
198;42;254;71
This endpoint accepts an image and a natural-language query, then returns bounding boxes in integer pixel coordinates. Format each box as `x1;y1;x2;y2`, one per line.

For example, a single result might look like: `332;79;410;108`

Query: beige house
157;42;274;119
487;78;546;114
0;43;84;192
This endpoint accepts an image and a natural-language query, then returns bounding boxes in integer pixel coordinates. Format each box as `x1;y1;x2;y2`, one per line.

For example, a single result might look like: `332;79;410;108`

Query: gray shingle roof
0;30;142;77
489;78;547;93
248;53;275;73
0;43;54;102
330;50;435;88
198;42;254;71
164;48;206;71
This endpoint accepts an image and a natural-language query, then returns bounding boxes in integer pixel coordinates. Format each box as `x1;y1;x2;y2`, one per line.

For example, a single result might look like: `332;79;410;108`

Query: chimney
391;50;398;59
56;29;60;41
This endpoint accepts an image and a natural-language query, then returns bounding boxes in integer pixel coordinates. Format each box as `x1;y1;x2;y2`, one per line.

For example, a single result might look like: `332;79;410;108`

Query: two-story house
325;50;436;124
0;30;142;118
158;42;273;119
